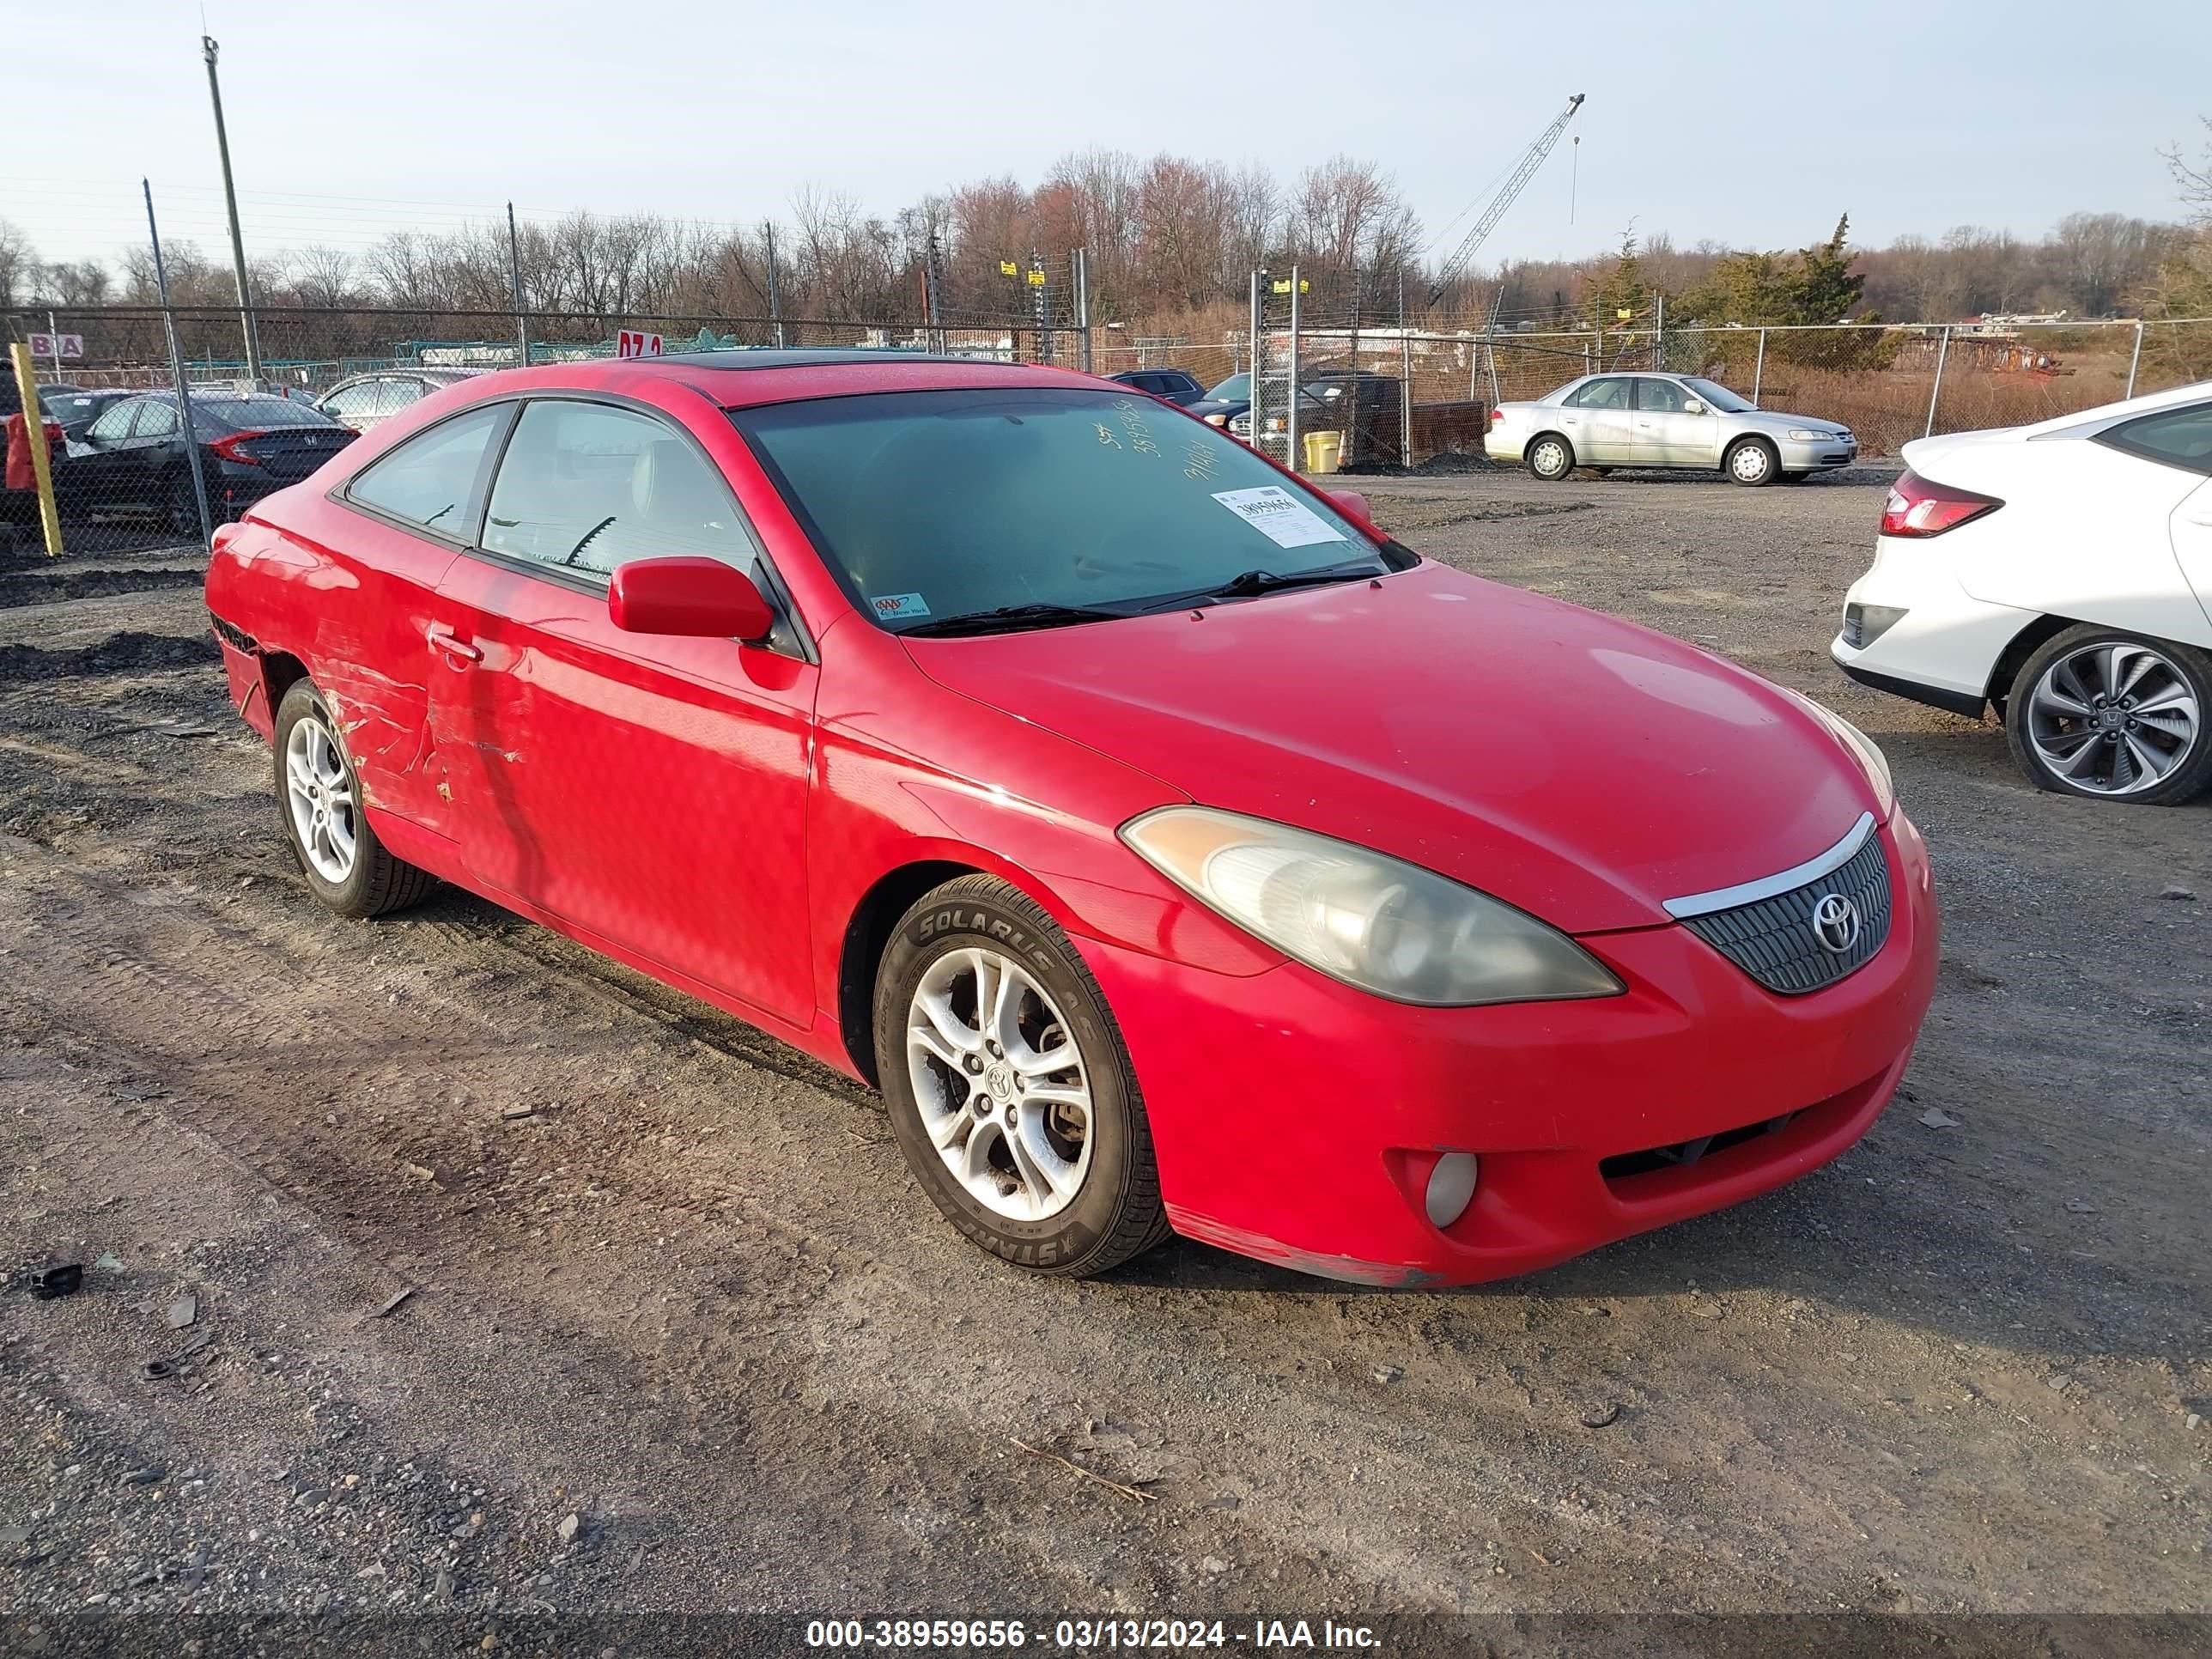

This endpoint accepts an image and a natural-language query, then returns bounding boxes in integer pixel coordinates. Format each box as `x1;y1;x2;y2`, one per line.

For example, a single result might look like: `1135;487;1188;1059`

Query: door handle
426;626;483;665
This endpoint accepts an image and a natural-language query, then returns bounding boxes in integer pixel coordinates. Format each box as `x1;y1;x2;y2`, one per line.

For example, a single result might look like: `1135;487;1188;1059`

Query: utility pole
145;180;212;548
1074;248;1091;373
201;36;262;385
925;231;945;353
763;222;786;349
507;203;530;368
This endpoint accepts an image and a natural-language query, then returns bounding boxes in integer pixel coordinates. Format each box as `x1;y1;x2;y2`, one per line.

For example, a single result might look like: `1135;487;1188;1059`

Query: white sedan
1832;381;2212;804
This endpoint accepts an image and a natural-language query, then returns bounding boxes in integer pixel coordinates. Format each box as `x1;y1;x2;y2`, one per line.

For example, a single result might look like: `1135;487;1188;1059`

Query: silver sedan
1485;372;1856;486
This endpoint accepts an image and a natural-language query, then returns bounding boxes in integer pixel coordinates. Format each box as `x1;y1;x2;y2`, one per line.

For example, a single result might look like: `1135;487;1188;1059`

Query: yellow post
8;343;64;557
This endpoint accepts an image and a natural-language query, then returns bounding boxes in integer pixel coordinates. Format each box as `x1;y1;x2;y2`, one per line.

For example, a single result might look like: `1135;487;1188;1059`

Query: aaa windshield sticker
1211;486;1347;550
869;592;932;622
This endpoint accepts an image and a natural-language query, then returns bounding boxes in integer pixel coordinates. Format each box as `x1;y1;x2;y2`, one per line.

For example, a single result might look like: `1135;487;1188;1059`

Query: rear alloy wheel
1725;437;1778;487
2004;626;2212;805
1527;434;1575;481
167;474;202;537
274;679;438;915
875;875;1169;1276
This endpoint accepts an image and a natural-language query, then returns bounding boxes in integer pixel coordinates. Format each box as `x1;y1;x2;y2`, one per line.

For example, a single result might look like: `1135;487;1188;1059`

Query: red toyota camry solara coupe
204;350;1938;1286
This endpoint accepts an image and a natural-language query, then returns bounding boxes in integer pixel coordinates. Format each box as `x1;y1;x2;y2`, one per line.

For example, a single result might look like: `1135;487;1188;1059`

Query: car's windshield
1682;377;1755;413
733;387;1389;633
1203;373;1249;402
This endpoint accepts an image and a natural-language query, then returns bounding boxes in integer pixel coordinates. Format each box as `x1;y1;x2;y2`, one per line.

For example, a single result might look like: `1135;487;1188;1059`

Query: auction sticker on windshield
1212;486;1347;550
870;592;932;621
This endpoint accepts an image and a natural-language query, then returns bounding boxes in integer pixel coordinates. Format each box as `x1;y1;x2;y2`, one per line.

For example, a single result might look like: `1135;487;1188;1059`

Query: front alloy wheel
907;945;1095;1222
2006;627;2211;804
875;875;1169;1276
1726;438;1776;486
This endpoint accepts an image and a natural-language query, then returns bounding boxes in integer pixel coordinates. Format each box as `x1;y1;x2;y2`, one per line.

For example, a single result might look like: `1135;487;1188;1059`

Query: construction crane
1425;92;1586;307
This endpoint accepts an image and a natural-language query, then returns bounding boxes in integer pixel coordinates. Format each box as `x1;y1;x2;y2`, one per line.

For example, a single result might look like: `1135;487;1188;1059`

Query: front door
1633;377;1719;466
425;397;819;1024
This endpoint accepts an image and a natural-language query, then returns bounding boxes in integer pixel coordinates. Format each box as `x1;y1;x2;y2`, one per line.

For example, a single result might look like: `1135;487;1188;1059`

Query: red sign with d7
617;329;664;360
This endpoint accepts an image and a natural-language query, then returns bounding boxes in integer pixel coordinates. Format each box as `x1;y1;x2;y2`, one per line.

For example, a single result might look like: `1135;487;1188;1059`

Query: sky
5;0;2209;278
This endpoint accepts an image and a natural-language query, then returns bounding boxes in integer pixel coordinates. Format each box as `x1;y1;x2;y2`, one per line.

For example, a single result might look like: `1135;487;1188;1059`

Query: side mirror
1683;398;1706;415
609;556;775;642
1325;488;1370;523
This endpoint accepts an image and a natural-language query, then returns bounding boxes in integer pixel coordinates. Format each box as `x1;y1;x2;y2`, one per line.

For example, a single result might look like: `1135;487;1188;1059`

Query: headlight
1203;412;1229;426
1785;690;1895;813
1120;806;1624;1006
1787;428;1838;442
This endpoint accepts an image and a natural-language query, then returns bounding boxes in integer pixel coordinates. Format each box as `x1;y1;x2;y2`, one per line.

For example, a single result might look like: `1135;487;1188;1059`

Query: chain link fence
1234;292;2212;474
2;301;1100;560
9;295;2209;560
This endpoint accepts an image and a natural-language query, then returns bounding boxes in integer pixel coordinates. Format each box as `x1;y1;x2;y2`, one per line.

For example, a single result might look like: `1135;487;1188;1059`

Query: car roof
442;349;1100;410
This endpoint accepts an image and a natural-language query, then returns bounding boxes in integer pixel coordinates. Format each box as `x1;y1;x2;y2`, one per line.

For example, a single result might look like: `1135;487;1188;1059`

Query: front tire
1724;437;1778;487
874;875;1170;1277
2003;626;2211;804
1527;434;1575;482
273;678;437;915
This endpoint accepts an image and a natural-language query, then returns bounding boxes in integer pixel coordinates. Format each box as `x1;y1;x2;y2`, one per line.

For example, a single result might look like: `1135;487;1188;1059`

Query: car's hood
904;562;1878;933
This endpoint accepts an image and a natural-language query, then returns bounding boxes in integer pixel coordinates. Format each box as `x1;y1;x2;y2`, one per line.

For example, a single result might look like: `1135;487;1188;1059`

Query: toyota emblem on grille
1810;892;1861;955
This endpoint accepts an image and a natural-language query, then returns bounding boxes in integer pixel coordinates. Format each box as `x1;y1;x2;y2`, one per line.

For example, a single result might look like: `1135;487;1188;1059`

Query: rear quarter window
2096;404;2212;475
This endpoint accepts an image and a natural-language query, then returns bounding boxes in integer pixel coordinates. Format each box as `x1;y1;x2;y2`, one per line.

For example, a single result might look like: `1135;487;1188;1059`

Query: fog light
1424;1152;1480;1229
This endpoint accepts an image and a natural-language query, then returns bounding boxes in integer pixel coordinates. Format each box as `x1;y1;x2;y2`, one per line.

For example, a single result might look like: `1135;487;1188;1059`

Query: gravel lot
1;465;2207;1647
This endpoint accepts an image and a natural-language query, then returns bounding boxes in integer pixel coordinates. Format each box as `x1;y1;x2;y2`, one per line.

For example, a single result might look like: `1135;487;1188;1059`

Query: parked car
1188;371;1249;428
1832;380;2212;805
315;368;479;433
39;386;136;442
1227;380;1353;442
205;349;1935;1286
67;391;357;531
1104;368;1206;406
1486;372;1856;485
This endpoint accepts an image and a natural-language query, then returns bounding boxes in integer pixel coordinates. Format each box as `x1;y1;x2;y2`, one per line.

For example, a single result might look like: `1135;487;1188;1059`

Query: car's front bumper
1079;810;1938;1286
1776;435;1857;470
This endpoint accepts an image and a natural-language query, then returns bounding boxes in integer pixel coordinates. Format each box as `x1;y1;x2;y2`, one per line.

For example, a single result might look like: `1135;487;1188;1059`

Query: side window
133;402;179;438
372;378;422;416
322;382;378;419
346;404;509;532
88;401;139;441
1638;379;1688;414
481;401;750;578
1568;378;1631;410
2097;404;2212;476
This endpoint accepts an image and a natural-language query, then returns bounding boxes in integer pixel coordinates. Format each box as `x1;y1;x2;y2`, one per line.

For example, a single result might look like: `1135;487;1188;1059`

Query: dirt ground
1;465;2207;1644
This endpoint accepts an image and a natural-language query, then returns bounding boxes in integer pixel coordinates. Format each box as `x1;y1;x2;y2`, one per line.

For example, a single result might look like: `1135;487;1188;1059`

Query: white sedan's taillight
1881;469;2002;537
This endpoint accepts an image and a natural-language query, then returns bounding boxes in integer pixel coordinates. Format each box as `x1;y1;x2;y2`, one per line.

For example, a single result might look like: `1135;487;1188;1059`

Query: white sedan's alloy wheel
2024;639;2202;797
906;946;1095;1221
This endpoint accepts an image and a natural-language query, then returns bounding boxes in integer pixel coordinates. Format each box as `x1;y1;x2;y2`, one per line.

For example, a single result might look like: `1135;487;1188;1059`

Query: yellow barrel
1303;430;1343;474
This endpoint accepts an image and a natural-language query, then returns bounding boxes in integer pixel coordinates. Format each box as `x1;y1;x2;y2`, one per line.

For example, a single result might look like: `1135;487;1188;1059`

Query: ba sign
29;332;85;360
616;329;664;360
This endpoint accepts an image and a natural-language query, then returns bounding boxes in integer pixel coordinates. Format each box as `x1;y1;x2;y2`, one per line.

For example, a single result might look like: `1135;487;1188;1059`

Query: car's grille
1680;831;1893;995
